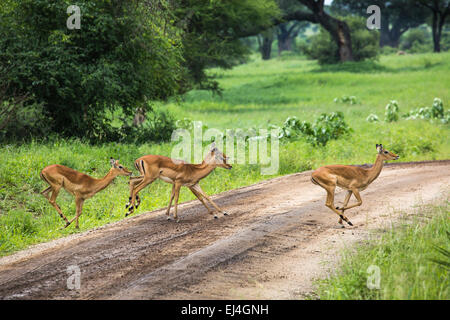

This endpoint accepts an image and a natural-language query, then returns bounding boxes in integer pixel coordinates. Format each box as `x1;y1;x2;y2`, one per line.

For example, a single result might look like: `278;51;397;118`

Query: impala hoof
347;221;354;226
223;211;229;216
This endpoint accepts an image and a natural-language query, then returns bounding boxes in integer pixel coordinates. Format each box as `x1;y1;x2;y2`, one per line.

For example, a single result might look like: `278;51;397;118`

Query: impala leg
192;184;227;216
126;176;144;210
67;197;84;229
336;190;352;224
47;187;70;226
189;186;215;217
166;184;176;219
324;187;353;226
172;183;182;222
339;188;362;211
127;177;156;216
41;186;52;199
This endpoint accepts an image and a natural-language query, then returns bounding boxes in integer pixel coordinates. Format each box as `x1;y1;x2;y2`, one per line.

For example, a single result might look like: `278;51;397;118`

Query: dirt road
0;160;449;300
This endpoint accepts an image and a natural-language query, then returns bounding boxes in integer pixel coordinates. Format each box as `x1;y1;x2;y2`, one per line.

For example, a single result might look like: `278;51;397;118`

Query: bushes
304;16;379;64
403;98;449;124
107;109;176;144
367;98;449;125
385;100;400;122
400;27;433;54
334;95;358;105
0;0;185;141
272;112;352;146
0;97;51;141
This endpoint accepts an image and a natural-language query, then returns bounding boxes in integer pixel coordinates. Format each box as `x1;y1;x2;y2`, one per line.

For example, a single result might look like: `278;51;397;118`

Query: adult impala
311;144;399;226
126;142;232;222
40;158;132;229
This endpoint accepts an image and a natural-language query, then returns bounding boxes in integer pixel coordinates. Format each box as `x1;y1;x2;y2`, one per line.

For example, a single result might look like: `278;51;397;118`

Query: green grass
316;201;450;300
0;52;449;256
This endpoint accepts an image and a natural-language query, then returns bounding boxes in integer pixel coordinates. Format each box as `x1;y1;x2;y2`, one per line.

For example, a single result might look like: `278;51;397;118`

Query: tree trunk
259;32;274;60
277;34;292;55
314;11;353;62
432;10;441;52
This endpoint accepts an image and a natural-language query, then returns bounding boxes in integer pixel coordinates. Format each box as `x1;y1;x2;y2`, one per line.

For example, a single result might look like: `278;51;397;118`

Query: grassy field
317;201;449;300
0;52;449;256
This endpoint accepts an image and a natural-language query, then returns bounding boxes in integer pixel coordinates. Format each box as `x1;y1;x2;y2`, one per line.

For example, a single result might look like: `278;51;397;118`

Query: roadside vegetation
0;52;449;256
317;201;450;300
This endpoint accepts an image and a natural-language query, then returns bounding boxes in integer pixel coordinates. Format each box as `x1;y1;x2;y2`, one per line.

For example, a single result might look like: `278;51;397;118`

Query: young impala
40;158;132;229
126;142;232;222
311;144;399;226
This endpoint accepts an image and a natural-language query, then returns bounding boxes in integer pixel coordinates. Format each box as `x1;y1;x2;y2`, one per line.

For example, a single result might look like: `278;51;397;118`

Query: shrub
380;46;397;55
0;98;51;141
117;109;176;144
304;16;379;64
385;100;400;122
403;98;449;124
366;114;379;122
273;112;352;146
401;28;429;51
334;95;358;105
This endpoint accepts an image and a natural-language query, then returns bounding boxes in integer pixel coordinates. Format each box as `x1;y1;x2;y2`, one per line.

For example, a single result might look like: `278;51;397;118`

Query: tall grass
0;52;449;256
317;202;450;300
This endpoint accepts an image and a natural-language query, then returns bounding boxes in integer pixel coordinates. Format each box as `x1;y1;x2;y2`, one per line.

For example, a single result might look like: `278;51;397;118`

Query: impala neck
93;169;119;194
366;153;384;184
194;161;217;180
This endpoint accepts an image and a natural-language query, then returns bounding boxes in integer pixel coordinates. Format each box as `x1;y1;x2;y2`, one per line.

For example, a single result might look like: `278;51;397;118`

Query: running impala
40;158;132;229
126;142;232;222
311;144;399;226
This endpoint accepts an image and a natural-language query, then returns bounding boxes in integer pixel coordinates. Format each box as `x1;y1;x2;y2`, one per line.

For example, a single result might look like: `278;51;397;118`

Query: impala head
206;142;232;169
109;157;132;176
376;144;399;161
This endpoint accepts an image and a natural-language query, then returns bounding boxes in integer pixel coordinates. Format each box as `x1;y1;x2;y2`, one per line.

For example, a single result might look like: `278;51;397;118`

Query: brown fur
311;144;399;226
126;143;232;221
40;159;132;229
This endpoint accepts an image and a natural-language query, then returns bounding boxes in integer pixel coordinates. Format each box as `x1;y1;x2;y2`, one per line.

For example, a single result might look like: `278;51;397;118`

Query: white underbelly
159;175;174;184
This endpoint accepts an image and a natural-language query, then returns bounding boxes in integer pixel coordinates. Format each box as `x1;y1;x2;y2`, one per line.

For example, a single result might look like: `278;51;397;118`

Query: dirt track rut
0;160;449;299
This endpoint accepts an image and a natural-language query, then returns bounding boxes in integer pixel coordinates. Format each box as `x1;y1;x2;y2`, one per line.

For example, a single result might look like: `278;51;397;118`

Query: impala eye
384;151;388;154
119;166;123;169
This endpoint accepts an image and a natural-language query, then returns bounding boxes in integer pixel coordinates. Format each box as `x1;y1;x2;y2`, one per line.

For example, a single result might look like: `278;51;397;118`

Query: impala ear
109;157;116;168
376;144;383;153
210;142;217;152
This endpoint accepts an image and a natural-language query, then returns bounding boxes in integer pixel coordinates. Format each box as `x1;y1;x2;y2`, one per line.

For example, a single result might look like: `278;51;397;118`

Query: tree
0;0;280;140
416;0;450;52
257;29;276;60
279;0;354;61
0;0;185;140
277;21;307;55
172;0;279;90
304;16;379;64
331;0;429;48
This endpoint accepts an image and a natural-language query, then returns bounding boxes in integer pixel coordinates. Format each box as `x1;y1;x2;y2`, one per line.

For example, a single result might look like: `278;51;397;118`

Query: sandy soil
0;160;448;300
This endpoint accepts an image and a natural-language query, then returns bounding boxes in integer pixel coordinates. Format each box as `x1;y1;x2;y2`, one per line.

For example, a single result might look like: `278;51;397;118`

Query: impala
311;144;399;226
40;158;132;229
126;142;232;222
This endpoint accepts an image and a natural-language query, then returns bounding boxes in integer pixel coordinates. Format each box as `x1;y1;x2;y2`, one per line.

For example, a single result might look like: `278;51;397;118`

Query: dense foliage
303;16;379;64
273;112;352;146
0;0;279;142
0;0;186;141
